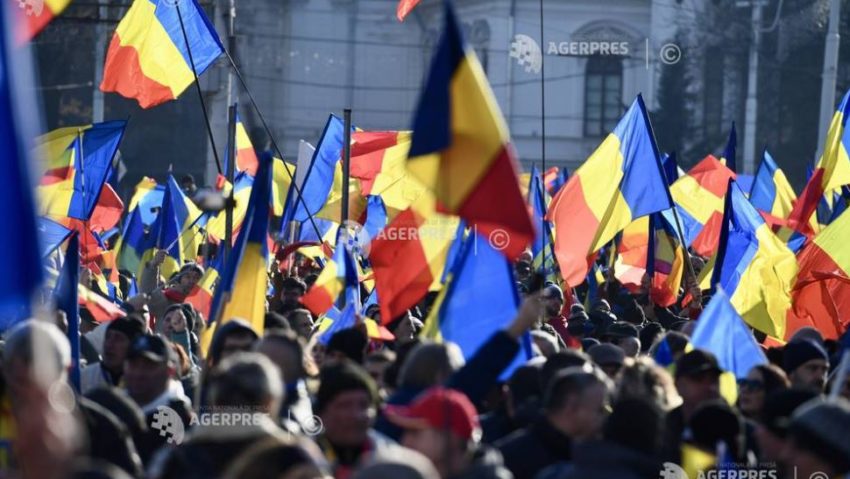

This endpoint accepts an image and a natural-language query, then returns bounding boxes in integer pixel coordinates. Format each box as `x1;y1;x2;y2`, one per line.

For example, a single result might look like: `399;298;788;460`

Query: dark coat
78;397;144;478
375;331;520;441
450;445;513;479
495;417;573;479
537;440;662;479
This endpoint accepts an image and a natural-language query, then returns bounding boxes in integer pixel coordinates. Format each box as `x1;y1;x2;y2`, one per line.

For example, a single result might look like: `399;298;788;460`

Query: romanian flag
184;258;221;320
647;211;685;307
145;175;203;279
349;130;425;217
36;121;126;221
127;176;164;225
712;182;797;339
205;171;253;241
234;111;259;175
613;216;650;292
543;167;569;196
528;166;554;273
547;96;672;286
396;0;421;21
89;183;125;234
749;150;797;228
208;154;273;335
405;2;533;260
284;114;354;224
786;90;850;238
301;234;360;316
422;231;532;380
370;193;460;323
100;0;224;109
786;207;850;340
79;283;126;323
13;0;71;42
670;155;736;257
116;207;154;278
0;8;44;327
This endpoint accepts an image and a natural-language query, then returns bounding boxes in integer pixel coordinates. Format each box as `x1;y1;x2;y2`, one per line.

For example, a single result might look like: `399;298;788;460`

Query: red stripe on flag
786;242;850;340
690;210;724;258
456;145;534;261
100;35;176;109
396;0;422;21
371;208;436;324
547;175;603;286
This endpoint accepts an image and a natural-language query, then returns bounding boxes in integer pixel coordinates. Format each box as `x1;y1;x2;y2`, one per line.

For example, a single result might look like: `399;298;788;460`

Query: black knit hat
316;360;377;414
106;315;147;342
783;339;828;374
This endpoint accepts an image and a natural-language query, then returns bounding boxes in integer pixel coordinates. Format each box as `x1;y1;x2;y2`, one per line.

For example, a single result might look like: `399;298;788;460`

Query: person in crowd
495;366;614;478
277;277;308;315
286;308;315;341
364;349;396;399
313;360;403;478
737;364;790;420
81;315;147;394
256;331;316;434
139;252;204;324
540;397;665;479
221;437;331;479
781;398;850;479
386;387;512;479
2;321;143;477
326;327;369;364
662;349;722;462
480;364;543;444
385;311;425;348
264;311;293;334
206;319;259;368
531;329;559;357
351;446;439;479
161;304;196;365
782;339;830;393
616;356;680;412
686;400;750;463
151;352;306;478
376;294;543;442
753;389;818;467
587;343;625;380
123;334;193;465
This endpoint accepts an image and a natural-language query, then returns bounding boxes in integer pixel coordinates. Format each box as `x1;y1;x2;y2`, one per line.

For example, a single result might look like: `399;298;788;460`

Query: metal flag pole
342;109;352;225
224;104;236;263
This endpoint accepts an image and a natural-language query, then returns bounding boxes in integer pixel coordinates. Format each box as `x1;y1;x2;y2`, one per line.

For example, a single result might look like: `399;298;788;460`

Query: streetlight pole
817;0;841;157
739;0;763;174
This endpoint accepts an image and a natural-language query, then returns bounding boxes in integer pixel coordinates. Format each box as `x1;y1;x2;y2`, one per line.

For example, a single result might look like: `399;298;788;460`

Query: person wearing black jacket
495;366;613;479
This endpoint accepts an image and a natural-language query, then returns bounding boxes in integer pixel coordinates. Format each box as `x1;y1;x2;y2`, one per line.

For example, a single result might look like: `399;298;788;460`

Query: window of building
584;57;623;137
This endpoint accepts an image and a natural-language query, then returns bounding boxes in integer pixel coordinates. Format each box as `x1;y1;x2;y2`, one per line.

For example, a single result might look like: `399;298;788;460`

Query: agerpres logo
151;406;186;445
509;34;543;74
18;0;44;17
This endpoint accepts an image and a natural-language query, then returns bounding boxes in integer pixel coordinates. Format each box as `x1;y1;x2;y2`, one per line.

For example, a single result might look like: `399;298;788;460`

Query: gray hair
2;320;71;384
207;352;284;416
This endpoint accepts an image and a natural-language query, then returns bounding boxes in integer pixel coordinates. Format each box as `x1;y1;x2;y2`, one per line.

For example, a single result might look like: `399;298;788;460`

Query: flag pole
342;109;352;225
538;0;547;274
638;95;700;299
224;104;236;264
174;0;223;176
222;51;327;243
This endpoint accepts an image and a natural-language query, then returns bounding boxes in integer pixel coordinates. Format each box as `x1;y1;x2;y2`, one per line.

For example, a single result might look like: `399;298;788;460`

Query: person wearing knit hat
386;387;512;478
81;315;148;394
783;339;829;392
753;389;818;466
783;398;850;478
588;343;626;379
315;360;397;478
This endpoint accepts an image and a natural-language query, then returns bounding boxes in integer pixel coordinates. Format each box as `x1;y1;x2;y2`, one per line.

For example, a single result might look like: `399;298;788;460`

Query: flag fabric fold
547;95;672;286
406;2;533;260
100;0;224;108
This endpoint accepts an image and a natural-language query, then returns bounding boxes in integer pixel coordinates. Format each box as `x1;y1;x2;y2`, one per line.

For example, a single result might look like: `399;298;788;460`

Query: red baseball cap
384;387;480;441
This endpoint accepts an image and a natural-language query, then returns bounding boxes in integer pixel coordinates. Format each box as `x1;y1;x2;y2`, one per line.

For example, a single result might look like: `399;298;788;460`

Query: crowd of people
1;246;850;479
